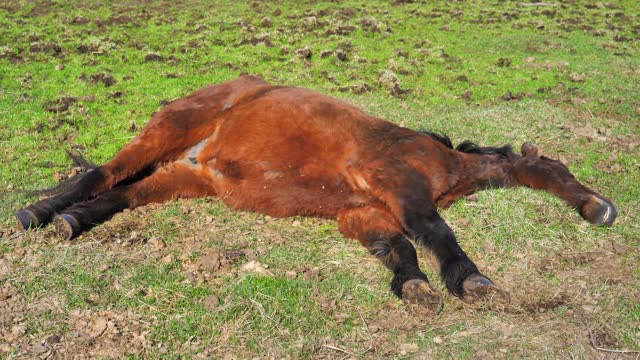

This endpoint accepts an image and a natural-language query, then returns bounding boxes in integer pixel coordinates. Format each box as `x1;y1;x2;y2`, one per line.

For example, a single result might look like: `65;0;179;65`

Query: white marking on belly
353;173;370;191
184;138;209;162
345;164;370;191
264;170;282;180
181;125;221;167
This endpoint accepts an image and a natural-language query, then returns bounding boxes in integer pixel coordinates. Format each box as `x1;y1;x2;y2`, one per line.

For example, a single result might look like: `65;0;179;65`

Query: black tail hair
27;150;96;197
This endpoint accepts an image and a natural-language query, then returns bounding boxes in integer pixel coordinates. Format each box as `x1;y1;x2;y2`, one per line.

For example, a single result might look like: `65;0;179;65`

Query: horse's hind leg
17;140;195;230
15;145;166;230
52;161;213;240
16;168;111;229
337;204;444;313
514;142;617;225
16;77;265;229
16;111;219;229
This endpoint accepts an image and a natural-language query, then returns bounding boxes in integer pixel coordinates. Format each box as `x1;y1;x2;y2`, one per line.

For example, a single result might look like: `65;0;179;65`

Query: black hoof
401;279;444;314
16;209;39;230
53;214;81;240
581;195;617;226
462;274;511;308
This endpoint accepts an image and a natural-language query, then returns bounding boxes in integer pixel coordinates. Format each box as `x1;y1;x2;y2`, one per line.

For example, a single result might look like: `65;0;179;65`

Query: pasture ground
0;1;639;358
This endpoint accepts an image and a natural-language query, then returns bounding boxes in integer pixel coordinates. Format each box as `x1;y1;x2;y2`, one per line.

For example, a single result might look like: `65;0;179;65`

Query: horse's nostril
581;195;618;226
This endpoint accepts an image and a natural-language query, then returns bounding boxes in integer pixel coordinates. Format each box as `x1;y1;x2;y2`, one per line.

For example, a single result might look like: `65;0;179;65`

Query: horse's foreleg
337;204;443;312
52;161;213;240
358;164;510;304
514;142;617;226
405;208;509;303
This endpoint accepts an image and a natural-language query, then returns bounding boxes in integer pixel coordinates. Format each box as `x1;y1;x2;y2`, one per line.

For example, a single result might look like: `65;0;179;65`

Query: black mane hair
420;131;514;159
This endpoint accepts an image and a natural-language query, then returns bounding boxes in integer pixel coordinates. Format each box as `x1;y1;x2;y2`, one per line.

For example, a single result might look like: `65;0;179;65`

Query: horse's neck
435;151;518;208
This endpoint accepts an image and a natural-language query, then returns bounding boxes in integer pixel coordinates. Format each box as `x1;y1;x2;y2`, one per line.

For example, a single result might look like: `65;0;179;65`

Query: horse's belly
207;165;366;218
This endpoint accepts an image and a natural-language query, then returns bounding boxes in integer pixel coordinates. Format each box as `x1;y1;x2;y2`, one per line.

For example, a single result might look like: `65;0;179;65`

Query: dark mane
455;141;513;159
420;131;513;159
420;131;453;149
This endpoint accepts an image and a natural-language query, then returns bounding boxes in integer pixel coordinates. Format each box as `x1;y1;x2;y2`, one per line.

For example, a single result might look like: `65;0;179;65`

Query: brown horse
16;75;617;312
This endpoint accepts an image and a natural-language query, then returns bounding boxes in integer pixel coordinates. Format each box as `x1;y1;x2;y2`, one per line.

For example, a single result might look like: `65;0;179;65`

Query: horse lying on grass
16;75;617;313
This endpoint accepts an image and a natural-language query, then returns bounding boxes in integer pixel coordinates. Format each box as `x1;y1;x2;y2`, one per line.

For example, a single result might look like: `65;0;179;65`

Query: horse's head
517;142;617;226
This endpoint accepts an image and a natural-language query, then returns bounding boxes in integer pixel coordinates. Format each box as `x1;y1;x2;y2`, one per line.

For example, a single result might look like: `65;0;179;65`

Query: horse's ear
520;141;539;157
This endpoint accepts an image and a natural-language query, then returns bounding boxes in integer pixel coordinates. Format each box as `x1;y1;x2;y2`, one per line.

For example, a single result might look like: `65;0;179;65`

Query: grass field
1;0;639;358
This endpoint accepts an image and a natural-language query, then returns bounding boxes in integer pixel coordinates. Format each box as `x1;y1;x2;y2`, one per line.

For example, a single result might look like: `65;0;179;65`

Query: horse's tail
27;149;96;198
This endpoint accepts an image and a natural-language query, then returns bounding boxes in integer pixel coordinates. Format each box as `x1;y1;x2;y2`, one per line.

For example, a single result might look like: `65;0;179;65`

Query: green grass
1;0;639;358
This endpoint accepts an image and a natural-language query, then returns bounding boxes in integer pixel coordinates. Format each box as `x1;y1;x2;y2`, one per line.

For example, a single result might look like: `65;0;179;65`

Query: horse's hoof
53;214;81;240
581;195;617;226
16;209;39;230
462;274;511;308
402;279;444;314
521;141;539;157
